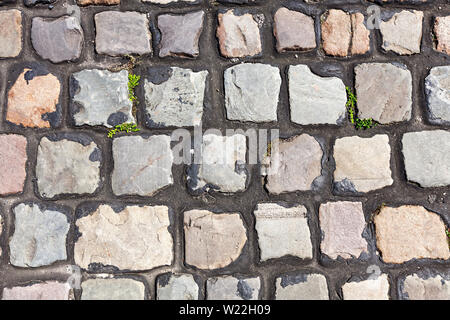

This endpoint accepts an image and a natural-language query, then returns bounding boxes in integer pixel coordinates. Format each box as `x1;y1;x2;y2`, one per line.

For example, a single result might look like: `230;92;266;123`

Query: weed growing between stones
346;86;377;130
128;73;140;103
107;123;140;138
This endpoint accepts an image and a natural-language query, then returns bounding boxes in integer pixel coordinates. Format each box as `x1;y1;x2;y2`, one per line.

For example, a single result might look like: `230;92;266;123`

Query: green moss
128;73;140;103
346;86;378;130
107;122;140;139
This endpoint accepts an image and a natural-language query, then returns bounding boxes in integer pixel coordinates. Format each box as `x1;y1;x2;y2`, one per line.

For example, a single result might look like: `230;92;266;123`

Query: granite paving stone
157;274;199;300
207;276;260;300
0;9;22;58
0;134;27;195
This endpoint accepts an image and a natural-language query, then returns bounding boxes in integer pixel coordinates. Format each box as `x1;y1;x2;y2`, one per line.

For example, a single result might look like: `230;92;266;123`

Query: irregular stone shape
355;63;412;124
0;134;27;195
187;134;247;193
112;135;173;196
217;10;262;58
7;67;61;128
288;64;346;125
184;210;247;269
81;279;145;300
374;205;450;264
224;63;281;122
77;0;119;5
158;11;204;58
342;274;390;300
143;0;196;3
24;0;56;6
275;274;329;300
380;10;423;55
333;135;392;193
263;134;323;194
2;282;72;300
254;203;312;261
31;16;83;63
273;8;315;52
434;16;450;55
425;66;450;124
322;9;351;57
9;203;69;267
402;130;450;187
207;276;260;300
36;137;101;198
319;201;368;259
401;274;450;300
75;205;173;270
71;69;134;127
95;11;152;56
157;274;199;300
0;10;22;58
144;67;208;127
350;12;370;55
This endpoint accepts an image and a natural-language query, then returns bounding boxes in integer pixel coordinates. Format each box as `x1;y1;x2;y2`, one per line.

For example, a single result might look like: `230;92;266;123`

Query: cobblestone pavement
0;0;449;300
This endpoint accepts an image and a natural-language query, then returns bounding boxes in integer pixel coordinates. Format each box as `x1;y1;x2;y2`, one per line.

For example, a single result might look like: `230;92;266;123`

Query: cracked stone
224;63;281;122
434;16;450;55
7;67;61;128
263;134;323;194
158;11;204;58
380;10;423;55
157;274;199;300
400;274;450;300
425;66;450;124
31;16;83;63
81;278;145;300
351;12;370;55
95;11;152;56
288;64;347;125
217;10;262;58
254;203;312;261
0;134;27;195
184;209;247;269
355;63;412;124
319;201;368;259
36;137;101;198
207;276;260;300
9;203;69;268
333;135;392;193
342;274;390;300
275;273;329;300
402;130;450;187
374;205;450;264
0;9;22;58
75;205;173;270
71;69;134;127
112;135;173;196
273;8;315;52
144;67;208;127
77;0;119;5
2;282;73;300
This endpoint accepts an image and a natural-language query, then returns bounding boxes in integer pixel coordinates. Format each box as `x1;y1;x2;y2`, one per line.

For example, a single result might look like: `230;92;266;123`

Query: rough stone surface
207;276;260;300
0;134;27;195
263;134;323;194
374;205;450;264
81;279;145;300
157;274;199;300
24;0;56;6
187;134;247;193
36;137;101;198
9;203;69;268
95;11;152;56
77;0;120;5
75;205;173;270
112;135;173;196
31;16;83;63
400;274;450;300
0;9;22;58
217;10;262;58
434;16;450;55
254;203;312;261
273;8;315;52
351;12;370;55
355;63;412;124
2;282;72;300
71;69;134;127
143;0;196;3
380;10;423;55
402;130;450;187
158;11;204;58
144;67;208;127
342;274;390;300
7;67;61;128
333;135;392;193
288;64;347;125
275;274;329;300
184;210;247;269
224;63;281;122
425;66;450;124
319;201;368;259
0;215;2;257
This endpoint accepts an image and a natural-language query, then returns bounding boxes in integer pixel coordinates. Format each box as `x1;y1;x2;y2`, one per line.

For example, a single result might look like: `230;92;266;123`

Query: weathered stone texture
81;279;145;300
275;274;329;300
425;66;450;124
207;276;260;300
434;16;450;55
273;8;315;52
157;274;199;300
77;0;120;5
342;274;390;300
401;274;450;300
0;134;27;195
2;282;72;300
0;9;22;58
350;12;370;55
